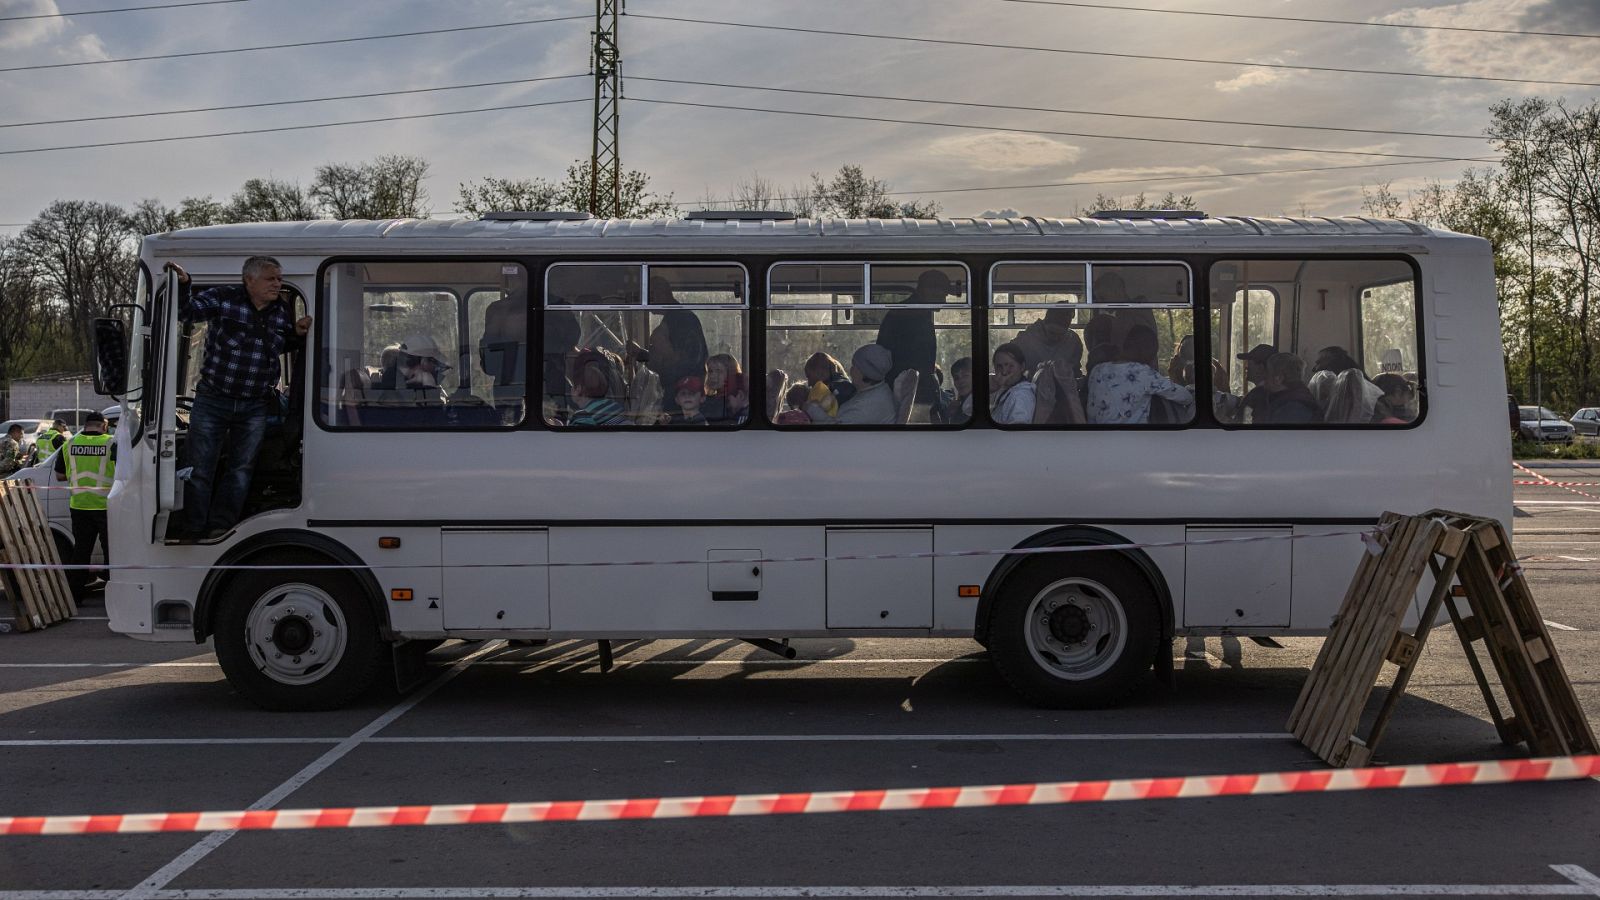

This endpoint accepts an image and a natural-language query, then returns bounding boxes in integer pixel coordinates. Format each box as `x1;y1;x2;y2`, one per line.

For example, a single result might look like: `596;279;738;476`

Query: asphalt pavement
1;468;1597;899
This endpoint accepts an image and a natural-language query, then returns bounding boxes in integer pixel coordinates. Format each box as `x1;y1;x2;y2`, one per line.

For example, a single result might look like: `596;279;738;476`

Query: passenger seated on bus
376;335;449;397
668;376;709;425
1322;368;1380;424
1262;352;1320;424
775;382;813;425
807;344;897;425
1372;373;1416;424
804;351;856;414
724;372;751;426
1012;306;1084;377
1031;358;1085;425
1085;326;1192;425
566;349;630;427
989;342;1036;425
702;353;743;423
933;356;973;425
1223;343;1276;424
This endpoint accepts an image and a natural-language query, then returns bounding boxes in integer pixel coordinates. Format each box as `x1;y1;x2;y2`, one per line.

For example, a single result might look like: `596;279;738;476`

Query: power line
0;97;588;155
630;76;1488;142
0;0;250;21
0;14;588;73
0;74;589;129
992;0;1600;40
630;13;1600;90
694;157;1501;207
628;96;1486;163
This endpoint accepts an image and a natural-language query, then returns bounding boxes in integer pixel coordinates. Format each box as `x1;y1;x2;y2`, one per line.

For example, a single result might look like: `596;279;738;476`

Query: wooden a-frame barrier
0;480;76;632
1289;510;1597;767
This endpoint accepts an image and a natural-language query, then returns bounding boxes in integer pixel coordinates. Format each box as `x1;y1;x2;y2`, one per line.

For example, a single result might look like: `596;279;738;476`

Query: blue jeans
185;388;267;533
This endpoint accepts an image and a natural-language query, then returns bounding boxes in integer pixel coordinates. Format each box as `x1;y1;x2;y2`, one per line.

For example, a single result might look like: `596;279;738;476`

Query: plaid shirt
180;284;300;399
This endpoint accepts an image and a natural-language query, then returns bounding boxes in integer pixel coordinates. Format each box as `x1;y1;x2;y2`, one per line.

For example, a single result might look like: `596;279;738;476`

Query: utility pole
589;0;623;218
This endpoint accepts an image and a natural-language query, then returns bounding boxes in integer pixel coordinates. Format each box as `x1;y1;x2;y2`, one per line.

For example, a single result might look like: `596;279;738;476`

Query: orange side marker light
958;585;981;598
391;589;413;602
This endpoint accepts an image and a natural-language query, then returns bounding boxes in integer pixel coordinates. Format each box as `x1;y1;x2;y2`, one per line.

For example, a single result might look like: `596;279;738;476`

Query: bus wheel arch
195;530;389;644
976;527;1174;707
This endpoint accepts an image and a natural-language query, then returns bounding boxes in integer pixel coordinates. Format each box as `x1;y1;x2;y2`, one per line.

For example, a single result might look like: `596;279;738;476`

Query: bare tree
809;165;940;218
225;177;316;223
0;237;48;388
15;201;137;371
311;154;430;219
456;159;674;219
1360;182;1404;218
125;198;182;238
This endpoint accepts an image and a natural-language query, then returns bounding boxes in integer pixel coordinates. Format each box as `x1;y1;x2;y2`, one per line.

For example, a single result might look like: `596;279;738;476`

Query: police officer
54;412;115;599
34;419;69;465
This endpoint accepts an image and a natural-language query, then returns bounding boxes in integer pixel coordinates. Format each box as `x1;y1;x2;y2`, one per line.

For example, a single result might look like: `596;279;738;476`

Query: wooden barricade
1289;510;1596;767
0;480;76;631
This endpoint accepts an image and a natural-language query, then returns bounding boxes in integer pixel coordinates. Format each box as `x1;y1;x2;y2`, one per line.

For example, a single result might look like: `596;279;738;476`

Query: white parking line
4;865;1599;897
1545;620;1580;632
0;733;1293;748
118;643;500;900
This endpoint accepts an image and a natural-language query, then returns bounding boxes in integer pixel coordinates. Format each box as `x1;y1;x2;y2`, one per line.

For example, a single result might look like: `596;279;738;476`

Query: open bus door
152;266;182;540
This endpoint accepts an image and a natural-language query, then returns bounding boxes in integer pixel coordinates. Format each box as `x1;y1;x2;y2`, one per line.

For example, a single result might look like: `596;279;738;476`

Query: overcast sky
3;0;1599;231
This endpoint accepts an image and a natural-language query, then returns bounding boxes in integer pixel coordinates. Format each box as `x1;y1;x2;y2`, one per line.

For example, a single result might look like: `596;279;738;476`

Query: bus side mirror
91;317;129;397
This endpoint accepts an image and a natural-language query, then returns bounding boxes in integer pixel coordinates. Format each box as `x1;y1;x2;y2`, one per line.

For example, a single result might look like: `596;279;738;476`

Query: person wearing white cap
807;344;898;425
378;334;452;393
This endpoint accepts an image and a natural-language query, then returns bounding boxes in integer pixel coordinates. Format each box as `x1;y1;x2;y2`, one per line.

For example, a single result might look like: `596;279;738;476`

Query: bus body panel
100;218;1509;653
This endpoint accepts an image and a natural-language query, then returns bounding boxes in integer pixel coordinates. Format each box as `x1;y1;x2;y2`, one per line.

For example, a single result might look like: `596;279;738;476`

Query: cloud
0;0;65;50
1380;0;1600;89
1214;68;1290;93
1065;165;1224;185
924;132;1082;171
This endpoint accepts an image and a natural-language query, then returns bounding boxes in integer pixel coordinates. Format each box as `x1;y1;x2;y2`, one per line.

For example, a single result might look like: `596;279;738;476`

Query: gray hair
242;256;282;278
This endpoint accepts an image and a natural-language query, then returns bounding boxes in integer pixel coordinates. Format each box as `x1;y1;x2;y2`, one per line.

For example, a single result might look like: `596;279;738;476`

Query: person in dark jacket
1263;352;1320;424
875;268;955;410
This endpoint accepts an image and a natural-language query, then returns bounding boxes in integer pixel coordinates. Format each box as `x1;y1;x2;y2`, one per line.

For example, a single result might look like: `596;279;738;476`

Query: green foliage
1512;438;1600;459
808;165;941;219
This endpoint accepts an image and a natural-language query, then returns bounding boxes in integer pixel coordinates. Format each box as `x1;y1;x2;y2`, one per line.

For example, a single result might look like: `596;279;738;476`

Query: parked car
47;407;98;430
1517;406;1576;443
0;418;48;456
1572;407;1600;436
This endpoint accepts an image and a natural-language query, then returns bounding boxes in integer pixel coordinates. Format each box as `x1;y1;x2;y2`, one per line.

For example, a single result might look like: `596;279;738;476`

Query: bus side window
766;261;971;427
990;261;1194;427
319;260;528;430
545;263;748;428
1209;259;1420;427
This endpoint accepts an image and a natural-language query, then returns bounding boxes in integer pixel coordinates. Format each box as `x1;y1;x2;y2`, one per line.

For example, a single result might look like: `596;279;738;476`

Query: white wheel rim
1023;576;1129;681
242;583;348;686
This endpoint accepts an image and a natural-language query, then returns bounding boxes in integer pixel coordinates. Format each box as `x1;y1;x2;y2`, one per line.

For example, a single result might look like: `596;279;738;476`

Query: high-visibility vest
35;431;65;463
63;433;115;511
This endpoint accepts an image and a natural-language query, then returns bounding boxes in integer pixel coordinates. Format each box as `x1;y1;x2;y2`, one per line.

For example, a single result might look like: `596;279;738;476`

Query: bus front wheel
214;556;384;711
987;553;1159;708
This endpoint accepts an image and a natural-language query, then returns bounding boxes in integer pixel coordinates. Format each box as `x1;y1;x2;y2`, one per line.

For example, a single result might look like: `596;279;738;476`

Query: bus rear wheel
988;553;1159;709
214;558;383;711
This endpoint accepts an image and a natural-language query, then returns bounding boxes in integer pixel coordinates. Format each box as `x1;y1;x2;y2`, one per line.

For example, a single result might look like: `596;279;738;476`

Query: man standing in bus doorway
54;412;115;599
165;258;311;539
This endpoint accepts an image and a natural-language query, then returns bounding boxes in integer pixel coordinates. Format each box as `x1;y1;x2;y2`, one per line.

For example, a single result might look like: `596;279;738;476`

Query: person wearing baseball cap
1234;343;1276;424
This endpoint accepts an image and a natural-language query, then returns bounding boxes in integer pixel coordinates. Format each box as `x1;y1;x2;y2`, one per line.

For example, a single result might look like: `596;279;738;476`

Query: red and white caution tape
1515;480;1600;486
4;755;1596;836
1513;461;1600;501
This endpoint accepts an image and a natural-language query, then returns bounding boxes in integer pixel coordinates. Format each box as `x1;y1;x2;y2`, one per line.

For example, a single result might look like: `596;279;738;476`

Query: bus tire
987;552;1159;709
214;556;384;711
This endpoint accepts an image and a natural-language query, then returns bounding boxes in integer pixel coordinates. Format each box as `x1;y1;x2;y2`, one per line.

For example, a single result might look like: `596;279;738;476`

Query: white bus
90;211;1509;711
